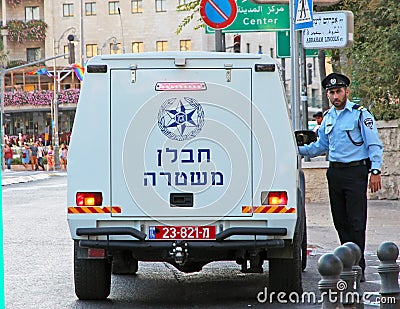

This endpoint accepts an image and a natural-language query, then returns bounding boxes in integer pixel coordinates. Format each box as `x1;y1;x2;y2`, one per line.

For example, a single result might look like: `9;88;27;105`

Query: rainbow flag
72;64;85;81
27;68;56;79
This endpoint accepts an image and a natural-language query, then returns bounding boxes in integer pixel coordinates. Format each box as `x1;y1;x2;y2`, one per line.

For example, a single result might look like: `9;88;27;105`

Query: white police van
67;52;307;300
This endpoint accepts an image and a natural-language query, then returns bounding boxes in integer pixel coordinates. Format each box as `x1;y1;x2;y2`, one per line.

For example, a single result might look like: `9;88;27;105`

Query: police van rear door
110;56;253;218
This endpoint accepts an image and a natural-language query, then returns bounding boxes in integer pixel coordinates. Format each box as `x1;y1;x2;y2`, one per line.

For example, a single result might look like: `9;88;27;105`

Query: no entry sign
200;0;238;29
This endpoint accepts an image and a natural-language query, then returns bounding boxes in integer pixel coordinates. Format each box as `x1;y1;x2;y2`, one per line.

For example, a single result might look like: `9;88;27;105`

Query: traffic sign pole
215;29;225;52
290;0;301;131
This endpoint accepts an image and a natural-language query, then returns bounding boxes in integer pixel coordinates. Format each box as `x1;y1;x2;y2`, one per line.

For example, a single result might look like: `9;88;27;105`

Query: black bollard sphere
343;242;362;265
334;245;355;272
377;241;399;264
377;241;400;296
318;253;343;276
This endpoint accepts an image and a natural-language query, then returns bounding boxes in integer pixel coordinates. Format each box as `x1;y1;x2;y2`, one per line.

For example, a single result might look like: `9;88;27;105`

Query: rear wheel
268;241;303;295
268;213;304;295
74;241;111;300
302;219;308;271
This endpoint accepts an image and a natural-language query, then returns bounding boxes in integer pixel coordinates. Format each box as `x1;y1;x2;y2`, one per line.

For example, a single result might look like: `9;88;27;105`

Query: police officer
298;72;383;281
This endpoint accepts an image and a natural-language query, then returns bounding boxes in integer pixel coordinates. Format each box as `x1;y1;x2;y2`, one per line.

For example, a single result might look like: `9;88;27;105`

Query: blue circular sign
200;0;237;29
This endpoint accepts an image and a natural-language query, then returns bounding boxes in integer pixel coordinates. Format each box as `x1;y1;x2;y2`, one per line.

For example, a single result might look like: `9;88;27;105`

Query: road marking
2;183;67;192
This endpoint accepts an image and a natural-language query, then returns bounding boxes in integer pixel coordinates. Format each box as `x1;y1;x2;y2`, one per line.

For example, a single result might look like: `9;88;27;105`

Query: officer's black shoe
360;271;366;282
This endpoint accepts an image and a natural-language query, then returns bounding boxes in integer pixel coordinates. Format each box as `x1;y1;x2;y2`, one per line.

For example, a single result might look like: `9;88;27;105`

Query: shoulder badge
363;118;374;129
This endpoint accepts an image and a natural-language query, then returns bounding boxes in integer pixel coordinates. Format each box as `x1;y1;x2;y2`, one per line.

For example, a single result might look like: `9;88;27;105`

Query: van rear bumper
79;238;285;250
76;226;287;251
76;227;289;266
76;226;287;242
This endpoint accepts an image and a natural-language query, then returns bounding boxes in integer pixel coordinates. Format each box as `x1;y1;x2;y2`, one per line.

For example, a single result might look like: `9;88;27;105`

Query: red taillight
88;248;105;258
76;192;103;206
267;192;288;205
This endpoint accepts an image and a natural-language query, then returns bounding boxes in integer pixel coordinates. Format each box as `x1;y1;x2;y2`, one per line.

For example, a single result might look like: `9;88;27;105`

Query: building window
63;3;74;17
178;0;190;5
131;0;143;13
109;1;119;15
86;44;98;58
180;40;191;51
25;6;40;21
110;43;122;54
27;48;40;62
85;2;96;16
156;41;168;52
155;0;166;12
132;42;144;53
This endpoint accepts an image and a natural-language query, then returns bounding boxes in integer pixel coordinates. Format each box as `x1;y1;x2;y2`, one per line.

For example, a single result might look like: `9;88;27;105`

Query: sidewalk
306;199;400;255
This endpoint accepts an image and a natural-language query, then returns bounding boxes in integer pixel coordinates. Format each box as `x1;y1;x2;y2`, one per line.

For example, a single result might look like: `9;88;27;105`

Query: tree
176;1;202;35
319;0;400;119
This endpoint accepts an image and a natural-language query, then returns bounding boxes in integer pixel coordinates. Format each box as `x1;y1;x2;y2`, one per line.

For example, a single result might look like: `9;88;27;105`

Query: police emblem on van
158;97;205;141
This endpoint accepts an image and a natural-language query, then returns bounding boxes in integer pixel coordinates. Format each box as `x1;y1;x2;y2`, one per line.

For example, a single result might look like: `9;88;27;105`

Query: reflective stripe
68;206;122;214
242;206;252;214
242;206;295;214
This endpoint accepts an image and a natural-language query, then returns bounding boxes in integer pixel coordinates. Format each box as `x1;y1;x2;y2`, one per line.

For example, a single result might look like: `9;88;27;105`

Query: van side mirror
294;130;317;146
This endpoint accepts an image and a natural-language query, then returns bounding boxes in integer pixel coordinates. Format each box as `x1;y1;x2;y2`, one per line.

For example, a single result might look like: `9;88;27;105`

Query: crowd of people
3;136;68;171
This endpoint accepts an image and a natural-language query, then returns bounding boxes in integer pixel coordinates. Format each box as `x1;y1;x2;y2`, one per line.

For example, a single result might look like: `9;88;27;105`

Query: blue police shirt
299;100;383;170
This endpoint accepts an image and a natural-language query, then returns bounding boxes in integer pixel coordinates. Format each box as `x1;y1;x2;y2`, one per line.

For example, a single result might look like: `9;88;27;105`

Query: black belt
329;159;368;168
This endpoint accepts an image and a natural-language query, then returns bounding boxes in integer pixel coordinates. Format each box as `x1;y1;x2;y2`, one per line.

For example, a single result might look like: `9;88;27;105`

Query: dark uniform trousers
326;165;369;272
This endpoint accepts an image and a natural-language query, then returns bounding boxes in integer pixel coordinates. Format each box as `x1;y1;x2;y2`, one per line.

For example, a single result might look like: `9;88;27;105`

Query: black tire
269;209;304;296
301;219;308;271
268;241;303;295
297;177;308;271
74;241;111;300
112;250;138;275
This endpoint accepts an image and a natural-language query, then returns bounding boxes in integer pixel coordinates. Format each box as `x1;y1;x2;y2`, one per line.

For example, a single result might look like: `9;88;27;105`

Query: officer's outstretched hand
369;174;382;193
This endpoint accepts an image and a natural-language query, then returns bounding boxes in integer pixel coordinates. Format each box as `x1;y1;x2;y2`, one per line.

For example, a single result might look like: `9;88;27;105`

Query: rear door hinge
225;64;233;82
130;65;137;83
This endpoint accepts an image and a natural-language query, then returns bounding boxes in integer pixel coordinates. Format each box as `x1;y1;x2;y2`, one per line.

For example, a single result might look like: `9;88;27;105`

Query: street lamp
100;36;119;55
53;27;77;169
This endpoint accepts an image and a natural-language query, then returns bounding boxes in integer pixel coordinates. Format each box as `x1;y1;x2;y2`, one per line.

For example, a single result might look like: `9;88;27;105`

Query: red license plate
149;226;216;240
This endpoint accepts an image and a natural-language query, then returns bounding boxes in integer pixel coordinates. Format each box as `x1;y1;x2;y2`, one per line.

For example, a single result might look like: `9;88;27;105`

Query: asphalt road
3;175;395;308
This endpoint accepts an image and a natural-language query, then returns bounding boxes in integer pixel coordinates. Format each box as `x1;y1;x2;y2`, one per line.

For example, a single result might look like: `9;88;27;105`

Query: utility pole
289;0;301;131
80;0;85;64
52;28;76;169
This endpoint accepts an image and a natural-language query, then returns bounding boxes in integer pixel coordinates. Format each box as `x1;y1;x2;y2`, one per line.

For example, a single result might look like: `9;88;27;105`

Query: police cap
321;73;350;90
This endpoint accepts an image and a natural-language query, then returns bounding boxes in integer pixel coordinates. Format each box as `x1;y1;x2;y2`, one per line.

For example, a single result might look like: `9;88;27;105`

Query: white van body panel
68;52;306;300
68;52;299;241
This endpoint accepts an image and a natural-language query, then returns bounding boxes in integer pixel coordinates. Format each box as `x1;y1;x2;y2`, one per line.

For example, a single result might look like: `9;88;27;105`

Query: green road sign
276;30;318;58
206;2;289;34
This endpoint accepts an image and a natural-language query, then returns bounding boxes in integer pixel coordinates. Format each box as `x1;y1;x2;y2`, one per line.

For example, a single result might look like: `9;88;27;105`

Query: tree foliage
176;1;202;35
320;0;400;119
